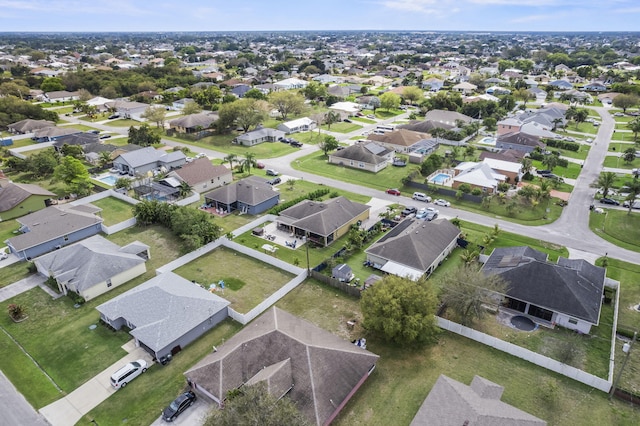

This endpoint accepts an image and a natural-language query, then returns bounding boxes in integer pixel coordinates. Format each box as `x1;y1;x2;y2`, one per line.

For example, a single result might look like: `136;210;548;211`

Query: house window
568;318;578;325
106;279;112;288
63;235;69;242
359;162;365;168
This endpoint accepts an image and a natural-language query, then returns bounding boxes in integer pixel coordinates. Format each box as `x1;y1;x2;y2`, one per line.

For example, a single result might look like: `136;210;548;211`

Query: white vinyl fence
437;317;612;392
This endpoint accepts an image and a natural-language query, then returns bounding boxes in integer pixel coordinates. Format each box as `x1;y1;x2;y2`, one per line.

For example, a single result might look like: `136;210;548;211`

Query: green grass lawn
84;319;242;426
611;131;637;142
558;122;599;135
164;133;298;159
277;279;640;426
321;122;363;133
65;123;100;132
20;147;52;157
214;211;256;235
102;119;140;128
589;210;640;253
553;144;591;160
351;117;376;124
608;142;637;153
9;172;69;198
292;151;420;192
173;246;295;313
91;197;135;226
531;158;583;179
603;155;640;170
294;131;324;145
3;138;39;149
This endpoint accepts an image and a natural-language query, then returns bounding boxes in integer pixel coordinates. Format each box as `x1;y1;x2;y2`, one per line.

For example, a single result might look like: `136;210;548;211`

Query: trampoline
511;315;537;331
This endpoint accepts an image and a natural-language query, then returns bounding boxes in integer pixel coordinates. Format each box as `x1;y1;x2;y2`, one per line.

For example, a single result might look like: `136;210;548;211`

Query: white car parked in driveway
433;199;450;207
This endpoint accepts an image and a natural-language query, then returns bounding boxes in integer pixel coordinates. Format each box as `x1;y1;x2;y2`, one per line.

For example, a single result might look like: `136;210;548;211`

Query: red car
256;162;265;169
386;188;401;196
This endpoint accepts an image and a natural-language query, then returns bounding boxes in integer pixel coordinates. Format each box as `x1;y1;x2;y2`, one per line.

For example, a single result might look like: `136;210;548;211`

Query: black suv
162;391;196;422
599;198;619;205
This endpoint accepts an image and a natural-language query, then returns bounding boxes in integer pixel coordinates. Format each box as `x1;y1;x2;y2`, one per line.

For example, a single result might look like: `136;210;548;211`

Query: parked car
622;200;640;209
110;359;147;389
401;206;417;216
256;162;265;169
366;114;375;119
266;169;279;176
412;192;432;202
195;153;207;159
386;188;401;196
162;391;197;422
108;114;119;119
267;177;281;185
99;134;112;139
343;118;352;123
290;141;303;148
89;130;100;134
536;169;551;175
434;199;451;207
599;198;620;205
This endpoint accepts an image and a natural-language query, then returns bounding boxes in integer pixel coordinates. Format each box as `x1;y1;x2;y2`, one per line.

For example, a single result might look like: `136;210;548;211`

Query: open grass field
611;131;637;142
589;209;640;253
91;197;135;226
554;144;591;160
277;279;640;426
320;122;363;133
174;246;295;313
603;155;640;169
164;133;298;159
102;119;140;128
608;142;637;153
531;158;583;179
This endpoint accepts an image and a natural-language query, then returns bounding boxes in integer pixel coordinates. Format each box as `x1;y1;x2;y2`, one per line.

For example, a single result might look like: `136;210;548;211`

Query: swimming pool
430;173;451;184
480;137;496;145
98;175;118;186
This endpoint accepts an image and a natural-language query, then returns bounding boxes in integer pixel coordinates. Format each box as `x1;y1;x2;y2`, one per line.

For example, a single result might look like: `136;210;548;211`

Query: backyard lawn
91;197;134;226
589;210;640;253
277;279;640;426
164;133;298;159
173;246;295;313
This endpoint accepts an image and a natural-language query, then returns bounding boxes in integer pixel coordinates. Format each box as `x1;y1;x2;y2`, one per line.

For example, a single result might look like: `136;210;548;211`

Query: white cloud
381;0;448;13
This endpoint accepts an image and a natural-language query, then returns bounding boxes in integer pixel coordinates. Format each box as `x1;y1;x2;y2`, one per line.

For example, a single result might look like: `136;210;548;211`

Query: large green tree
319;135;339;156
268;91;305;120
626;117;640;142
612;94;639;113
141;106;167;129
361;275;440;346
54;156;91;196
379;92;401;111
128;124;160;146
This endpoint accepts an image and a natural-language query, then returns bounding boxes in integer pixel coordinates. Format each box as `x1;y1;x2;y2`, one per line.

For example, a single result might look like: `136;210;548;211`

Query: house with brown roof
276;196;370;246
368;128;431;153
411;375;546;426
185;307;379;426
0;181;55;220
167;158;232;193
328;142;393;172
168;112;219;134
7;119;55;134
365;218;460;280
203;176;279;215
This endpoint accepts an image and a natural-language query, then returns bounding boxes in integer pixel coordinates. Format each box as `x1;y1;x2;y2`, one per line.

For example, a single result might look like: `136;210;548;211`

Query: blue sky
0;0;639;32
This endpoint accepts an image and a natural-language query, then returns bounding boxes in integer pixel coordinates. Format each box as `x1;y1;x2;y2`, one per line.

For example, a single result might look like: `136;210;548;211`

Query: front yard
589;209;640;253
164;132;298;159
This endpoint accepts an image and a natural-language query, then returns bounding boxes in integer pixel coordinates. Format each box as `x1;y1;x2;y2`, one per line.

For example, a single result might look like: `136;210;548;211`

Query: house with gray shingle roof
328;142;393;172
185;307;378;426
234;127;285;146
168;112;219;134
167;158;232;193
5;203;104;260
0;181;55;220
7;119;55;134
33;126;82;143
97;272;229;360
113;146;186;176
411;375;547;426
366;218;460;280
368;128;432;153
34;235;149;301
277;196;370;247
481;246;611;334
203;175;279;215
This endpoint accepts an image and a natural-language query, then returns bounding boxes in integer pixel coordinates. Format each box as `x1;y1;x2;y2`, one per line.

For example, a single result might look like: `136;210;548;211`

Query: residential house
365;218;460;280
328;142;393;173
273;77;308;90
5;204;104;260
185;307;379;426
0;181;55;220
167;158;232;193
97;272;230;360
481;246;612;334
234;128;285;146
277;117;316;134
368;128;431;153
52;132;100;152
33;126;82;143
452;162;507;193
277;196;370;247
203;176;279;215
497;117;523;135
105;100;149;120
113;146;186;176
495;132;544;154
424;110;475;127
329;101;361;116
34;235;149;301
7;119;55;134
168;112;219;134
43;90;80;102
452;82;477;95
411;375;547;426
172;98;196;110
584;82;607;92
422;78;444;92
548;80;573;90
230;84;252;98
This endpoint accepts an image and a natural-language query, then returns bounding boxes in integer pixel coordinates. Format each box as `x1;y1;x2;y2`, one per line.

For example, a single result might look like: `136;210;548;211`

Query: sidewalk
39;341;153;426
0;275;45;303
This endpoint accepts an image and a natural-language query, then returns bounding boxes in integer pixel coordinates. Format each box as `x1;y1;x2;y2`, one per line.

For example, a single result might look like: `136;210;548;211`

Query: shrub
8;304;25;320
471;188;482;196
27;262;37;273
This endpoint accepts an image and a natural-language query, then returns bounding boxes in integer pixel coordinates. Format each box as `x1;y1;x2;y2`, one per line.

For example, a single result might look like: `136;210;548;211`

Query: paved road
0;370;49;426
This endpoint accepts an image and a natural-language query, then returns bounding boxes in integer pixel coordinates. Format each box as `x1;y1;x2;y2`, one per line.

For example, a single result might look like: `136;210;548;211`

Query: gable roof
185;307;379;426
278;196;369;237
482;247;606;324
115;146;186;168
453;162;506;188
34;235;147;294
235;127;285;143
0;182;55;212
411;375;546;426
203;176;278;206
7;119;55;133
366;219;460;273
329;142;390;165
497;131;543;148
53;132;100;148
368;128;430;147
7;204;103;251
169;158;230;186
34;126;81;139
168;112;219;129
424;109;474;126
96;272;229;353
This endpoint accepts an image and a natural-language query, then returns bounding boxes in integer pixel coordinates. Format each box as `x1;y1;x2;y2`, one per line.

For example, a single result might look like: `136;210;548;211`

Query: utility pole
610;331;637;399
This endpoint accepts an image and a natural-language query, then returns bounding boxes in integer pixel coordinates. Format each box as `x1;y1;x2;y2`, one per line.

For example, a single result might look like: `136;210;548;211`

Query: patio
257;222;308;250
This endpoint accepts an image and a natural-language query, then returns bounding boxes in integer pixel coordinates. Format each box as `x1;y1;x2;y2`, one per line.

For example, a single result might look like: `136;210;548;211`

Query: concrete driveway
39;343;153;426
149;395;211;426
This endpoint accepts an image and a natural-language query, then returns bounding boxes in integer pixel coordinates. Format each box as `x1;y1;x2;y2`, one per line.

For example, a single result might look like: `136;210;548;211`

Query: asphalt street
0;370;49;426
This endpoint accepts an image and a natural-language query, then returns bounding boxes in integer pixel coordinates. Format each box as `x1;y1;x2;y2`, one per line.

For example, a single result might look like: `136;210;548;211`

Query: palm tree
627;117;640;142
242;152;256;175
223;154;238;172
324;111;341;131
574;109;589;129
520;157;533;175
624;178;640;215
178;181;193;197
593;172;617;198
551;118;564;131
98;151;113;168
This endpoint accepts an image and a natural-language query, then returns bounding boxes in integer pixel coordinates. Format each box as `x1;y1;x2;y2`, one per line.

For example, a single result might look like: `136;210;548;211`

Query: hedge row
544;138;580;152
